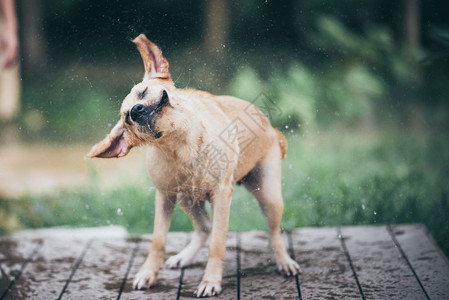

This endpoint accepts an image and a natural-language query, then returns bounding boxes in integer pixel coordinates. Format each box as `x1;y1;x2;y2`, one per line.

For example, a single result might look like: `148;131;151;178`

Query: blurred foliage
228;15;447;132
15;186;193;234
229;62;383;129
21;75;115;142
0;199;20;234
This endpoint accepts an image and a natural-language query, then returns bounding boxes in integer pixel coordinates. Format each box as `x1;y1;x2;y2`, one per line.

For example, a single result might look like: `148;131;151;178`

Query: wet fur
86;34;300;297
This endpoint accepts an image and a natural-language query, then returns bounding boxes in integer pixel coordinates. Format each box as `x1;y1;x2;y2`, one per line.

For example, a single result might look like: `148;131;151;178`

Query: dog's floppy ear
86;120;133;158
133;34;171;80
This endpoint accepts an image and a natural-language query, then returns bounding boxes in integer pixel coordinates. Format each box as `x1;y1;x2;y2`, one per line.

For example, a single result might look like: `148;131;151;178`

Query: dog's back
215;95;287;181
179;89;287;182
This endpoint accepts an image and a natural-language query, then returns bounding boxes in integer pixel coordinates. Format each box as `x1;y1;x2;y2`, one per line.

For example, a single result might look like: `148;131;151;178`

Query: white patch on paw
165;251;194;269
277;257;302;276
194;281;222;298
165;234;205;270
132;268;157;290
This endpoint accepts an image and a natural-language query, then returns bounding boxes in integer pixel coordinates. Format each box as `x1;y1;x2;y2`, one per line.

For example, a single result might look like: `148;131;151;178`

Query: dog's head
86;34;185;158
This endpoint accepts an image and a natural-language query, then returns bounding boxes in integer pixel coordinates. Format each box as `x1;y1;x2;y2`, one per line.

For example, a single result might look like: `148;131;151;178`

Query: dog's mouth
125;112;163;140
146;120;163;139
128;101;166;140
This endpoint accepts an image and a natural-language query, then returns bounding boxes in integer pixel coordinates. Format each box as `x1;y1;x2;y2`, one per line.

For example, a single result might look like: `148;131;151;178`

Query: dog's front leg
133;190;175;290
194;184;233;297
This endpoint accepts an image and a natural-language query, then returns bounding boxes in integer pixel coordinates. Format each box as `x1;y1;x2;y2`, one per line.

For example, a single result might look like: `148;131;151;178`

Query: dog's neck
150;120;203;164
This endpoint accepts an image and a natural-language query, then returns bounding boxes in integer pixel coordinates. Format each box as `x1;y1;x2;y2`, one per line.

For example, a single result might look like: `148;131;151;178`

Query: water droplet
373;211;377;215
117;208;123;216
361;204;365;210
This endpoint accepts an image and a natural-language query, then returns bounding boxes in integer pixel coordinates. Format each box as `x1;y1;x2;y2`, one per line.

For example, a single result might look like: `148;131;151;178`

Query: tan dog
87;34;300;297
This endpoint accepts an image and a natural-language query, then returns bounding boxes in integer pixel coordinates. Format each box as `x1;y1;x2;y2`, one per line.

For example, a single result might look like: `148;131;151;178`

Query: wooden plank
119;232;188;299
391;224;449;299
0;238;41;299
239;231;298;299
179;232;238;299
289;227;360;299
341;225;427;299
62;238;137;299
3;238;90;299
2;225;448;299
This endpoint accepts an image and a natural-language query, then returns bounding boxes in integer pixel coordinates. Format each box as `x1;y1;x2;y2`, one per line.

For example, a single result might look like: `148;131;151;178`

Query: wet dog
86;34;300;297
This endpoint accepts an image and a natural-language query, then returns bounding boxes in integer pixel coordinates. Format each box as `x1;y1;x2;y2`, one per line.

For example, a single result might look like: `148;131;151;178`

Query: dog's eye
155;90;169;112
138;87;148;99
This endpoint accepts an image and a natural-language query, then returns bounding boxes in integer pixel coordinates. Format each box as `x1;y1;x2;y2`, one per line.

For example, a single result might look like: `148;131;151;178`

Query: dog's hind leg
165;196;211;269
242;142;301;276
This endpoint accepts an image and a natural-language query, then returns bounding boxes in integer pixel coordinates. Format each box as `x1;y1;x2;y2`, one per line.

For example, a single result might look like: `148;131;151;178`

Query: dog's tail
274;128;287;159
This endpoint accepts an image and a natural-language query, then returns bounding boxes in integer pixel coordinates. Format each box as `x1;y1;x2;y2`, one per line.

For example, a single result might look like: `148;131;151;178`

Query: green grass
9;130;449;256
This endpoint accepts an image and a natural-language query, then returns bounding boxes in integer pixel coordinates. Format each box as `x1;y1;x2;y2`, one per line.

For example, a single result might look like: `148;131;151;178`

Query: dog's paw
194;280;222;297
165;253;191;269
132;268;158;290
277;257;302;276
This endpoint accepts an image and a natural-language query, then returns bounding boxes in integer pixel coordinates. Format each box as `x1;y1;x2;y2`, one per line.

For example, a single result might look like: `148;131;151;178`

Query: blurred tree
405;0;420;47
20;0;48;72
403;0;422;130
204;0;229;54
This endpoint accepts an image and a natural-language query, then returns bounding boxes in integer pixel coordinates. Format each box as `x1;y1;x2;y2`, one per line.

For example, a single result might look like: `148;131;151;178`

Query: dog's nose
130;103;146;122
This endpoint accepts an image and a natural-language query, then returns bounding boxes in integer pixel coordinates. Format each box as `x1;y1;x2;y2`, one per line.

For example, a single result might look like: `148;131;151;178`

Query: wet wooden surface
1;224;448;299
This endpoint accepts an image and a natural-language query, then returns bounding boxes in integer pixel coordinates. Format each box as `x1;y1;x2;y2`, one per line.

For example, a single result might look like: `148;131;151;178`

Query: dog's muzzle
130;103;163;139
130;91;169;126
129;91;168;138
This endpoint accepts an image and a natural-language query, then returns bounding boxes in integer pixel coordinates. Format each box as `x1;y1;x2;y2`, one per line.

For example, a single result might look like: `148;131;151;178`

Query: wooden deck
1;224;448;299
